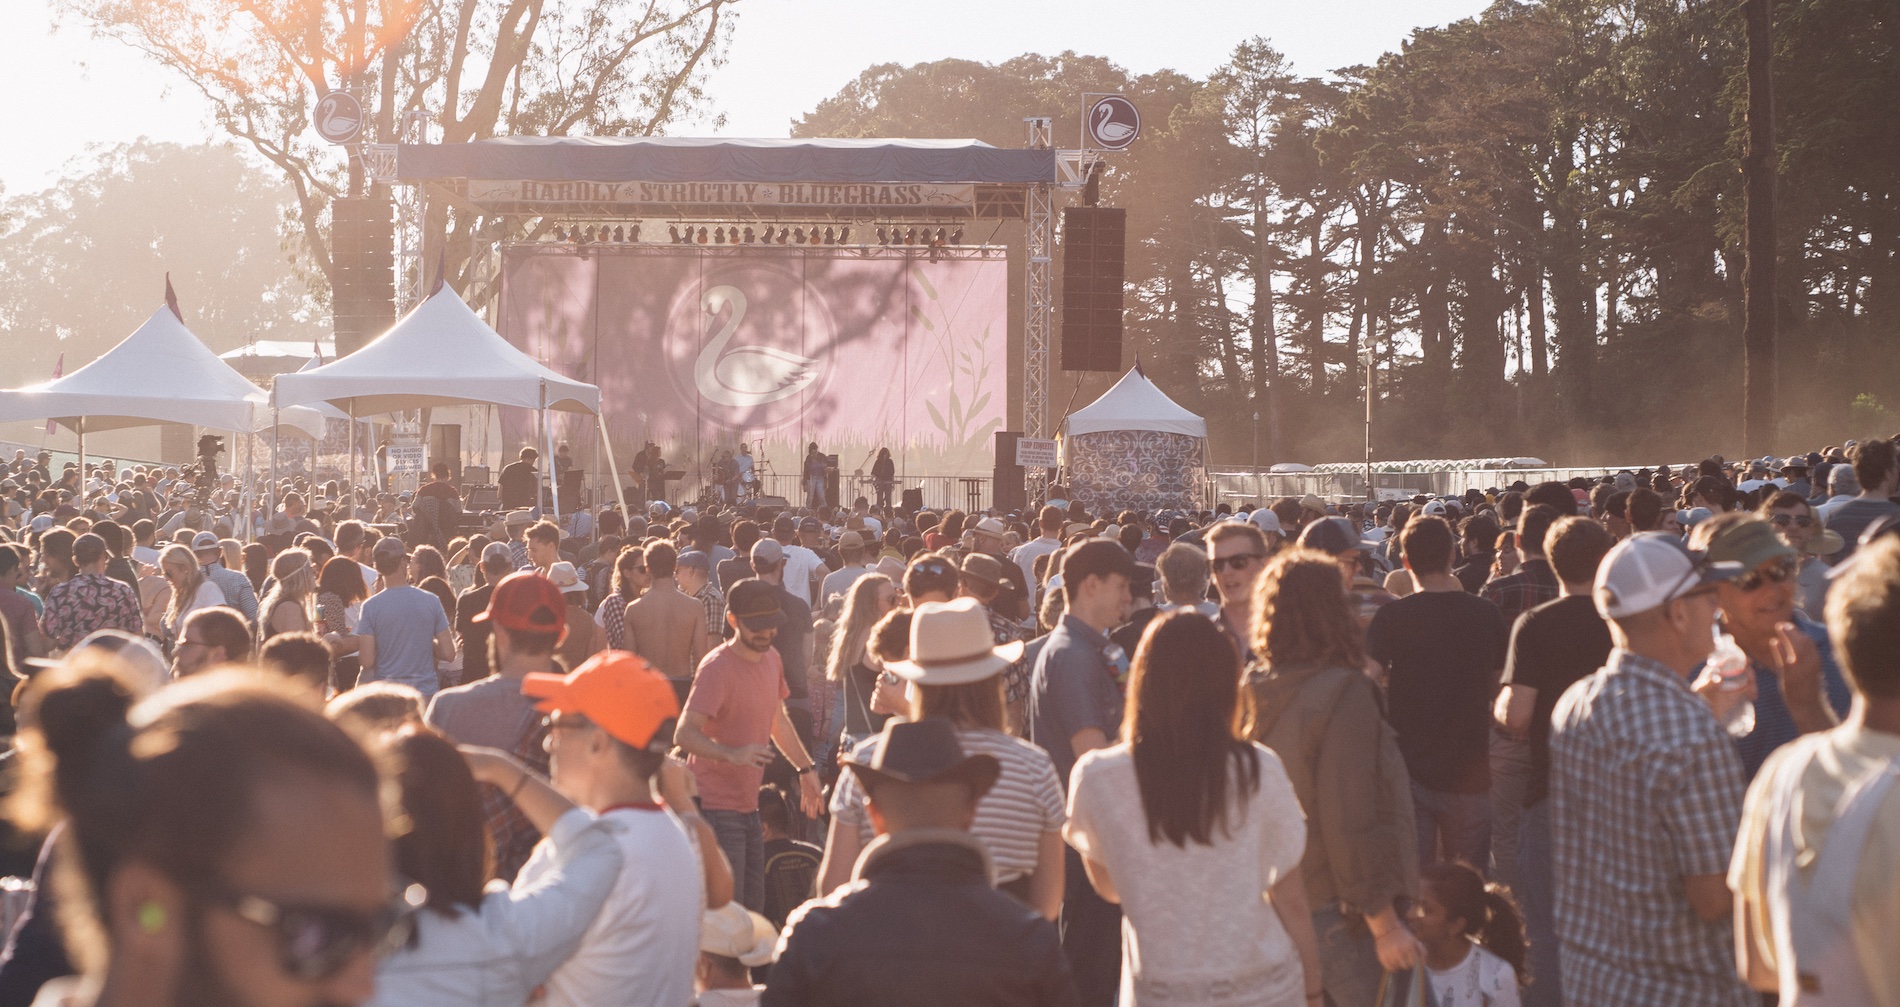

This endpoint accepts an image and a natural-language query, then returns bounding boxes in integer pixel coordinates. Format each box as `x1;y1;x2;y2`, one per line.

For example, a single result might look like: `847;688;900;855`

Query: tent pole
541;381;560;522
243;423;255;541
75;418;84;506
596;410;627;531
348;402;357;516
270;405;280;524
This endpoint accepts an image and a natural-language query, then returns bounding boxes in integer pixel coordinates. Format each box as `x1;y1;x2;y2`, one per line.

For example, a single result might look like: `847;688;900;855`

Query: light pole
1361;342;1382;503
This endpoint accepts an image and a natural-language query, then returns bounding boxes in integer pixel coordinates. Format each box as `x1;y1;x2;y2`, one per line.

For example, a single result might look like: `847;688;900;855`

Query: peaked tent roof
0;306;326;438
1065;367;1207;439
272;286;601;416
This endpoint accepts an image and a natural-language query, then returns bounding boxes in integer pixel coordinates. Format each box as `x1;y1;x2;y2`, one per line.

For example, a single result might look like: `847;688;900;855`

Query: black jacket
764;830;1078;1007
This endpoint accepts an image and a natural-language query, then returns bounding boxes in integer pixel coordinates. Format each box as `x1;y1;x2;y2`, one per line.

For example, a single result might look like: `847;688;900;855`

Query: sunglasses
1733;555;1799;593
1769;514;1814;529
1211;552;1267;573
206;883;423;981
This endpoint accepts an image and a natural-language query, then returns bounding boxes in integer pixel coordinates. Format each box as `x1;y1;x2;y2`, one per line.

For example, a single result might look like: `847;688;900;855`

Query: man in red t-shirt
675;577;824;910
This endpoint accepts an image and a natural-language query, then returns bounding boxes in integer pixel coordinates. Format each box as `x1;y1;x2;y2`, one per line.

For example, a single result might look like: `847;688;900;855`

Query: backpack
1249;663;1419;909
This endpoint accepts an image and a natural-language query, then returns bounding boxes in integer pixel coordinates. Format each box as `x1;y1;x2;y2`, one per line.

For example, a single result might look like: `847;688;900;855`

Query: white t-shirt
1010;536;1063;591
521;805;704;1007
781;544;825;608
818;564;870;611
1424;944;1521;1007
1066;742;1306;1007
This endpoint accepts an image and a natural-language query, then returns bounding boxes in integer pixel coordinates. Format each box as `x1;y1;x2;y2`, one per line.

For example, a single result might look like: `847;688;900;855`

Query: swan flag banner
498;246;1010;485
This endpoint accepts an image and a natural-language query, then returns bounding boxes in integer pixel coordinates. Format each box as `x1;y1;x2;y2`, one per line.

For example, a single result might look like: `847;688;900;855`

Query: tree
58;0;738;299
0;141;323;389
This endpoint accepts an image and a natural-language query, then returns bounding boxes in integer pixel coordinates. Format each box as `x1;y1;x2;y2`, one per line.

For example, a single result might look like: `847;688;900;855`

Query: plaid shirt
1481;557;1561;620
1550;649;1754;1006
39;571;143;651
696;582;727;640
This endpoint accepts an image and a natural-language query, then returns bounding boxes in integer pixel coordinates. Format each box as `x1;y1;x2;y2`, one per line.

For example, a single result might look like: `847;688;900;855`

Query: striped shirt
1550;648;1753;1006
832;726;1065;883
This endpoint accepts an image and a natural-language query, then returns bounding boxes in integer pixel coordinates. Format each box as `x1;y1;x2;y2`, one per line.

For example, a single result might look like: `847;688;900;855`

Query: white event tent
272;285;617;519
1061;366;1209;511
0;301;326;468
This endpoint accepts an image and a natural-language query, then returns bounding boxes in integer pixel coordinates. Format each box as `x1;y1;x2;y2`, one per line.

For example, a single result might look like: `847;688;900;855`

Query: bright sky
0;0;1489;194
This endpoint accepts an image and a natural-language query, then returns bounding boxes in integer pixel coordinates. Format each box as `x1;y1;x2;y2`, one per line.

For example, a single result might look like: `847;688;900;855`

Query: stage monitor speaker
1061;206;1126;372
900;487;925;518
994;431;1025;515
753;495;791;521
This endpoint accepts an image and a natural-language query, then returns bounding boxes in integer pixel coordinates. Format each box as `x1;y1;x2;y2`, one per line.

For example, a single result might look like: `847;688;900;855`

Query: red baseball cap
521;651;680;750
472;571;567;634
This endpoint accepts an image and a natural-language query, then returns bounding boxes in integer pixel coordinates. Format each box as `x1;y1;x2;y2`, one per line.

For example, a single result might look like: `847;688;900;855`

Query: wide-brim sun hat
886;597;1024;685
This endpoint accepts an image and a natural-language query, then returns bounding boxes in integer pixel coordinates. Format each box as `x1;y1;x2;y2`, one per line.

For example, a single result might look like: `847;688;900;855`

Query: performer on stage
735;442;757;502
804;442;828;510
871;447;895;511
643;441;668;505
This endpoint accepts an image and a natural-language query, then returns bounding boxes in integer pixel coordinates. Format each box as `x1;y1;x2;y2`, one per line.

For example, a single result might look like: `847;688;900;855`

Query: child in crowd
1408;861;1526;1007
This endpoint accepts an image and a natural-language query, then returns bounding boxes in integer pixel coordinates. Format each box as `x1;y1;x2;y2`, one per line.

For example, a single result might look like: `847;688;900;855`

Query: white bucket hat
887;598;1025;685
699;902;778;967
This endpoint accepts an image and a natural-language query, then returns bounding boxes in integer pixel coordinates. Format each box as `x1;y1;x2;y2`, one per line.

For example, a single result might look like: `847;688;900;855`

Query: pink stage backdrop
498;247;1008;497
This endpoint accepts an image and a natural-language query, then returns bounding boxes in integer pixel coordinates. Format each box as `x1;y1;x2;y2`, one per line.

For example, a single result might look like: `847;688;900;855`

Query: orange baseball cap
521;651;679;750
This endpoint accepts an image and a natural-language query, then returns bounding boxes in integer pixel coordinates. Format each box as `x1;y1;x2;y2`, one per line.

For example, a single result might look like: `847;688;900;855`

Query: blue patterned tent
1062;367;1207;513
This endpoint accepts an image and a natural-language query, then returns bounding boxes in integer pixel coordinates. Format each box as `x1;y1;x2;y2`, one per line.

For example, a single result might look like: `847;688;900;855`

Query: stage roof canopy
396;137;1056;185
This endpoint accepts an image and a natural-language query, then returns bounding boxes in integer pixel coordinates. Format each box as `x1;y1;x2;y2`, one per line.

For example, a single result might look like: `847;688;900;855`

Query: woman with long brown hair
1245;549;1424;1005
1065;609;1318;1006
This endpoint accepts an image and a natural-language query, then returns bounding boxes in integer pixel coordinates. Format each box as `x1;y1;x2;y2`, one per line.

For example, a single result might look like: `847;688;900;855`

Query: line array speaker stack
331;196;396;357
1061;207;1126;372
994;431;1026;514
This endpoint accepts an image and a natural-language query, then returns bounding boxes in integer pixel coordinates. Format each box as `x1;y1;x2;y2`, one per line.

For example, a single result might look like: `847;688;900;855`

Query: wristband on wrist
508;768;530;801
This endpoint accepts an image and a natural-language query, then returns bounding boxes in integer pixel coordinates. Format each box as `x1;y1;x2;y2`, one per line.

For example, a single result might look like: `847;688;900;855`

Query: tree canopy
801;0;1900;464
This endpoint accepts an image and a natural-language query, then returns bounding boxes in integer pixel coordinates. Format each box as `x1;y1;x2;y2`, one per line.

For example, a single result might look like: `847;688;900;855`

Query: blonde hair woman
258;548;316;643
825;572;900;753
159;543;223;645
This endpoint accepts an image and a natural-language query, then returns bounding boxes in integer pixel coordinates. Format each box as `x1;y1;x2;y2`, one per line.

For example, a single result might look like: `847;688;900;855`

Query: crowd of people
0;437;1893;1007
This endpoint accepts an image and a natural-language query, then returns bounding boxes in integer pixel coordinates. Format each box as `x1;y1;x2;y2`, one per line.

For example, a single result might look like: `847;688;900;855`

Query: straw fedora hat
885;598;1024;685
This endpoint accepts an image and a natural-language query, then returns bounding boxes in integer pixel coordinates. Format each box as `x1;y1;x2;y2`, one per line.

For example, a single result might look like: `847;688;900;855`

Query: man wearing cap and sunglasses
1549;532;1757;1006
1690;514;1851;780
676;578;826;912
516;652;711;1007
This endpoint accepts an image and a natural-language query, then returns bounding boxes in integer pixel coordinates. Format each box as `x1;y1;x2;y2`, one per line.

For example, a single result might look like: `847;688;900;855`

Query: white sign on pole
386;444;426;474
1016;438;1059;469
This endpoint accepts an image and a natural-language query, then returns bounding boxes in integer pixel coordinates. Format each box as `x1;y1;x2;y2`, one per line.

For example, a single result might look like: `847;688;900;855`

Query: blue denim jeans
1311;902;1385;1007
1490;728;1531;889
1061;846;1122;1007
1518;799;1562;1007
1411;781;1492;873
703;808;764;911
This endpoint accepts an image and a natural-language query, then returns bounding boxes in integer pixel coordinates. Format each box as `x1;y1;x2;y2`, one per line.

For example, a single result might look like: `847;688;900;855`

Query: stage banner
499;247;1008;500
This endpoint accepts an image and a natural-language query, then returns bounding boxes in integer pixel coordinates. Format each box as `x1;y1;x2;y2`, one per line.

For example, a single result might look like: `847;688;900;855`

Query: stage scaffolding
363;132;1109;508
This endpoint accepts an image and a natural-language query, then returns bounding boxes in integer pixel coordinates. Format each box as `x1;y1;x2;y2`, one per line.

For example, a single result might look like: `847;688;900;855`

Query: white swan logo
313;92;363;144
1086;95;1140;150
695;285;820;407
